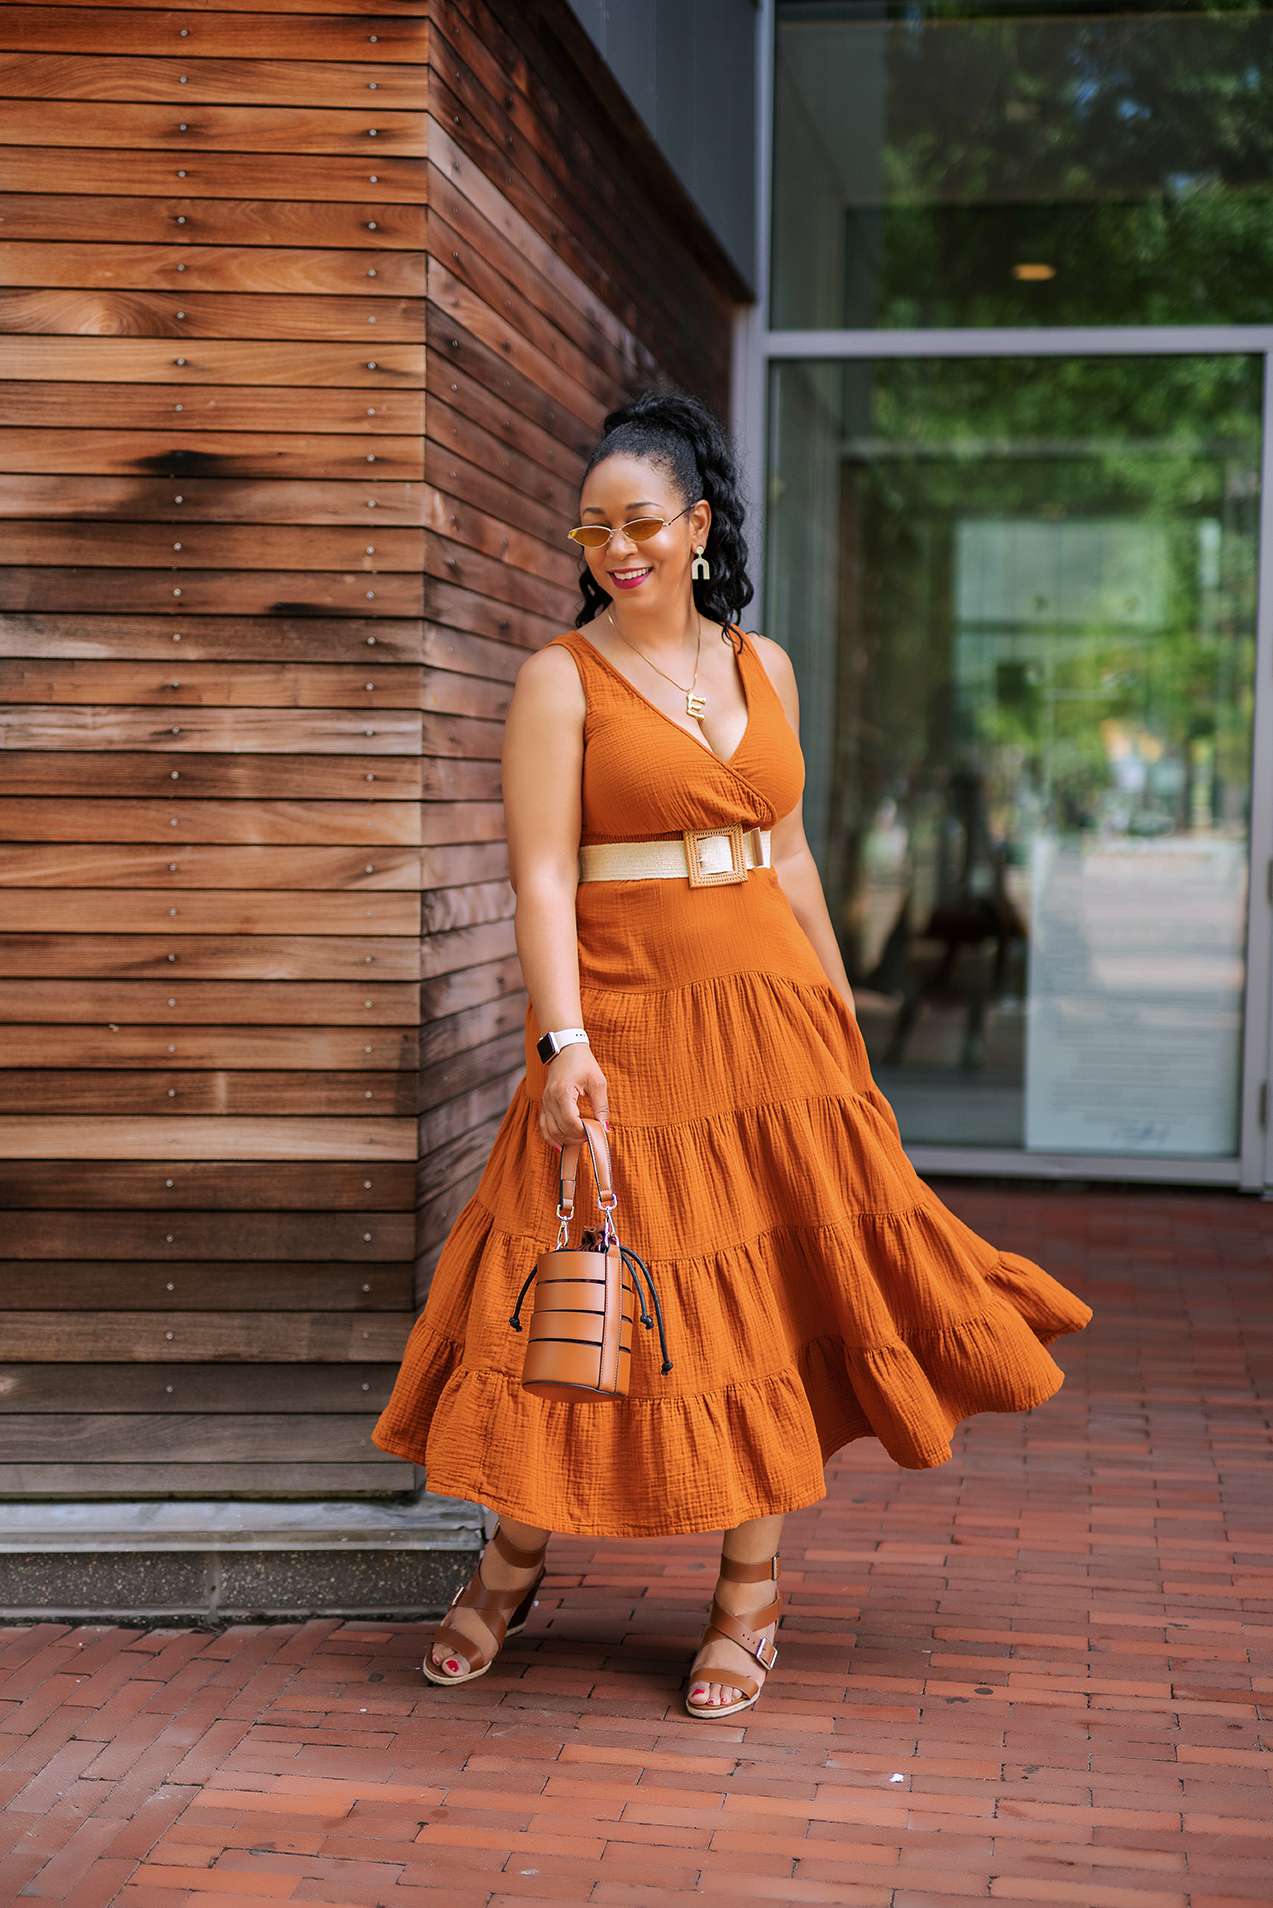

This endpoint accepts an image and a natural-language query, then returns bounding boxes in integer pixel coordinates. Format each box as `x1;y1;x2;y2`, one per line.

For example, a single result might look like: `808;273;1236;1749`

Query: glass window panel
765;354;1262;1155
772;3;1273;330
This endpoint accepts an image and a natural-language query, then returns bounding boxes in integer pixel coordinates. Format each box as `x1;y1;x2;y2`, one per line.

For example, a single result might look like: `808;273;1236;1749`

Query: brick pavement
2;1185;1272;1907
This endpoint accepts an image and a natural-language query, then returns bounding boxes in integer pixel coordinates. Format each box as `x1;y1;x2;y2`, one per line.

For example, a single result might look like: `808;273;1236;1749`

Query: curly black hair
575;390;753;631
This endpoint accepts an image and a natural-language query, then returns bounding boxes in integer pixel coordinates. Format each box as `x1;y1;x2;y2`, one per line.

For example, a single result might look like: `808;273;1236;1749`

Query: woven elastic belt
578;826;771;889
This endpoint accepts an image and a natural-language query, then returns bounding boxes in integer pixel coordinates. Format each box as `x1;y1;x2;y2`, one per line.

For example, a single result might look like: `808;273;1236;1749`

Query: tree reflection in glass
765;354;1262;1153
773;4;1273;331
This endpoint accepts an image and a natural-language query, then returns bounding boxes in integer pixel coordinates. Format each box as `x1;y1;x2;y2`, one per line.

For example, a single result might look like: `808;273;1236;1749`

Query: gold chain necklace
607;609;707;719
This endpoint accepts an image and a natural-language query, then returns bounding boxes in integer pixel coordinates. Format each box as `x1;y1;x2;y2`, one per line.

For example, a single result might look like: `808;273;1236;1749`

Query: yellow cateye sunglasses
567;504;696;549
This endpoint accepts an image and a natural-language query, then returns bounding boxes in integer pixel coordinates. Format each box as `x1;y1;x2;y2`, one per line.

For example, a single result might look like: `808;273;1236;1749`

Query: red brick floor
3;1185;1272;1907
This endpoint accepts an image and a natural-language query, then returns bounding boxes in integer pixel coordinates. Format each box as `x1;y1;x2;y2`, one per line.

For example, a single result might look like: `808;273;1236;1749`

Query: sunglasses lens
625;518;664;542
569;526;610;548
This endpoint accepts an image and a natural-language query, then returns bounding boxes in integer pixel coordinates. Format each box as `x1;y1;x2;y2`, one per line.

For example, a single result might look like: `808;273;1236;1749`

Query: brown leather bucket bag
509;1118;672;1403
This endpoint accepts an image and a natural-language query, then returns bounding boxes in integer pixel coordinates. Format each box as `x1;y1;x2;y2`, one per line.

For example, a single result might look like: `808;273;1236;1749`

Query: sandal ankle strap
719;1551;780;1584
491;1525;549;1570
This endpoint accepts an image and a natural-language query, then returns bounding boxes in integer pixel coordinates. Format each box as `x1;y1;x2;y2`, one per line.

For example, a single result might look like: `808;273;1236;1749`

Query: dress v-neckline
574;628;752;769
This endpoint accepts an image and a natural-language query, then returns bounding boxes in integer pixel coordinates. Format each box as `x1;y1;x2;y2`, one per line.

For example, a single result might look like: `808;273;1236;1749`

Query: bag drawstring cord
509;1249;673;1377
508;1267;537;1333
621;1246;673;1375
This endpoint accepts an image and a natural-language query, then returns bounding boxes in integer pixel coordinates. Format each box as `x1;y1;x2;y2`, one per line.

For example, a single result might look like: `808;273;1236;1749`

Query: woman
374;391;1091;1719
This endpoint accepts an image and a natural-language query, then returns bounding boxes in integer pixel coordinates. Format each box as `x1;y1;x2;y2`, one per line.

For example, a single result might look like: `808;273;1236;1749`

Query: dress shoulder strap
546;628;621;708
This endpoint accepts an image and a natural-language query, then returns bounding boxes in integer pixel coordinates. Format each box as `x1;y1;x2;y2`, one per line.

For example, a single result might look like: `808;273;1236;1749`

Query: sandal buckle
756;1636;778;1671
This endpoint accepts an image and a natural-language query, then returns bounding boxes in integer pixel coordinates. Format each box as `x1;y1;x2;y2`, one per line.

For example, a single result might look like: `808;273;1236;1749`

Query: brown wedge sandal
684;1552;780;1720
422;1525;548;1687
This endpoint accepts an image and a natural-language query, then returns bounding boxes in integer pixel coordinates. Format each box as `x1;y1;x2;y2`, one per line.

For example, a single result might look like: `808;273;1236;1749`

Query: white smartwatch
536;1026;589;1065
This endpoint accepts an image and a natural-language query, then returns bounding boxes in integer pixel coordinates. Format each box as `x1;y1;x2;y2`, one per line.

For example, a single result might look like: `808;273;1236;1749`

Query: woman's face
576;453;710;612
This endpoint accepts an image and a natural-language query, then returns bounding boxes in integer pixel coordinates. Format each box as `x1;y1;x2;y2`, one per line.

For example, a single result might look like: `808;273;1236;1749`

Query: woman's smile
609;563;653;589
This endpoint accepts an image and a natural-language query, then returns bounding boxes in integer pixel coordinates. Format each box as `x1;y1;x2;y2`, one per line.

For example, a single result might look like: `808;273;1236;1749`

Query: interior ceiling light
1013;263;1056;280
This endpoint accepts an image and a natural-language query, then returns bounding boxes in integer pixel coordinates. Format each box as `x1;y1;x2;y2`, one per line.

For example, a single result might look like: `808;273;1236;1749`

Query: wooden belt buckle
684;824;747;888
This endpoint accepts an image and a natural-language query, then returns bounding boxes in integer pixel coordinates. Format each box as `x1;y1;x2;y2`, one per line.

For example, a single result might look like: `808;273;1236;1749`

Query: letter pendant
686;691;707;719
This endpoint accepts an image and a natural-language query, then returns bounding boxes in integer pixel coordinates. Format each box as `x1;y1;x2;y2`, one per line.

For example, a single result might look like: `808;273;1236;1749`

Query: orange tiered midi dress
374;629;1092;1536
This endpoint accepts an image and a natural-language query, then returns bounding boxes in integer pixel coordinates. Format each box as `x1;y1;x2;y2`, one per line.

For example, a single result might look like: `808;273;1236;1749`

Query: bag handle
557;1116;616;1224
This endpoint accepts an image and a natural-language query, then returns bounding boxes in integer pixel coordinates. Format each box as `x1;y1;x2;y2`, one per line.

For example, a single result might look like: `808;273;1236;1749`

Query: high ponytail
576;390;753;631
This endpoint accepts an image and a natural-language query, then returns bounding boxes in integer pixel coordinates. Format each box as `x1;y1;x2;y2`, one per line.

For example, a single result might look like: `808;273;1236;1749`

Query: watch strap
536;1026;589;1065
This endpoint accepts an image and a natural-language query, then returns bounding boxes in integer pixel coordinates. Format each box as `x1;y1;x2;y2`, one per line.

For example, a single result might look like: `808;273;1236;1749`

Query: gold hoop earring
691;547;712;582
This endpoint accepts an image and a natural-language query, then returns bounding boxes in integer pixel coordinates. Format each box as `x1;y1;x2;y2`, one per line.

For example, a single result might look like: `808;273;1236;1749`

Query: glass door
765;352;1263;1159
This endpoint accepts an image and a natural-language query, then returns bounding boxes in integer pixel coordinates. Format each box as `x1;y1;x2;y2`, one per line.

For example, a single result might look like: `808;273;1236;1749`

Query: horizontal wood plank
420;878;512;934
0;240;422;294
0;846;421;887
0;1312;413;1358
0;935;418;980
1;338;424;383
0;1264;410;1310
0;753;424;796
0;570;424;618
0;149;428;203
1;478;425;524
1;1161;416;1208
0;197;425;253
0;286;426;341
2;892;421;933
5;0;427;14
0;707;422;751
0;428;424;477
0;1071;419;1114
0;1027;419;1066
4;1213;416;1261
0;1362;399;1411
0;1116;416;1160
0;1413;394;1463
5;525;423;569
2;380;424;428
0;799;424;843
0;614;424;663
2;659;423;707
0;1461;415;1495
0;980;419;1022
0;10;427;62
0;53;424;109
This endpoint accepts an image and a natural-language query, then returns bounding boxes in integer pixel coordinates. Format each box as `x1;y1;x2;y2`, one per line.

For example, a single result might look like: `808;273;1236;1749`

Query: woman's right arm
502;645;609;1145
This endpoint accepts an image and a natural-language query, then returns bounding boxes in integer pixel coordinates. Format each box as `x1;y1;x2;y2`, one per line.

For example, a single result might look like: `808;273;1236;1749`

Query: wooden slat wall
0;0;741;1503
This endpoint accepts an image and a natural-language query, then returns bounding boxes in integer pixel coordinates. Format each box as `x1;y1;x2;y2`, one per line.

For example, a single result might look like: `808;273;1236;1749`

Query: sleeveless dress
373;629;1092;1537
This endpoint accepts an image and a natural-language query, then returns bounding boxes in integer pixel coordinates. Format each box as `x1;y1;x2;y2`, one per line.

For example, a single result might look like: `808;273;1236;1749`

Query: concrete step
0;1491;482;1619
